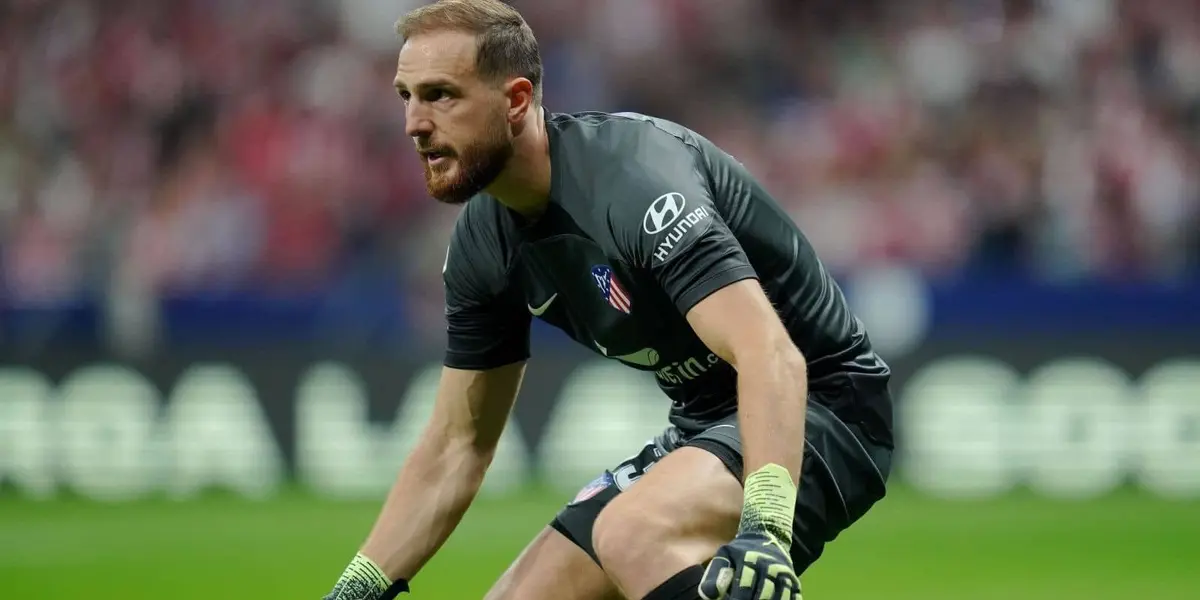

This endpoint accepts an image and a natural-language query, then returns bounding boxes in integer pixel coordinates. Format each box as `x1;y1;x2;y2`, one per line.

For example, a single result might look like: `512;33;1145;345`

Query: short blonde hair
396;0;543;102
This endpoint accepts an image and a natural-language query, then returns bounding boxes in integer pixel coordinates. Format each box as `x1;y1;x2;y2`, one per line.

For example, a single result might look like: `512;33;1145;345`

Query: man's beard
423;119;513;205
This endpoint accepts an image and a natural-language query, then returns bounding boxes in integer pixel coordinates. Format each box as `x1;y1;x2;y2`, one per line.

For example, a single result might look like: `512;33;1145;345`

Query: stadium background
1;0;1198;598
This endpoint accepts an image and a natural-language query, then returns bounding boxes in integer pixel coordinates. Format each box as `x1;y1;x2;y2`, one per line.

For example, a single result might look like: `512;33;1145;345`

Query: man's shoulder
547;111;723;260
547;110;703;157
548;111;707;207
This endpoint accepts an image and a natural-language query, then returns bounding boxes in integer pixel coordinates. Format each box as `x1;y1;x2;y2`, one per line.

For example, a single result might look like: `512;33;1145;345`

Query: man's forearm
736;344;808;485
359;436;491;582
732;343;808;546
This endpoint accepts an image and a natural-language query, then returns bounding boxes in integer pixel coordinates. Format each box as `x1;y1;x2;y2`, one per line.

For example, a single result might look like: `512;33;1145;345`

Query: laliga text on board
0;355;1196;502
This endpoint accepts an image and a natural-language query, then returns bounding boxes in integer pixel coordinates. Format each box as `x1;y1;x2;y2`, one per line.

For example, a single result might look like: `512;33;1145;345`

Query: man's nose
404;103;433;138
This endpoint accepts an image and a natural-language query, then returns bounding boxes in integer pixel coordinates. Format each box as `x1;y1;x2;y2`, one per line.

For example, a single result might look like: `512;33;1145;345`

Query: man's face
394;30;514;205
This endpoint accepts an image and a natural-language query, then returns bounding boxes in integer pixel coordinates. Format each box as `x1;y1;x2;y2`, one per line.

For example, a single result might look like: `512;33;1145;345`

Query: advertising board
1;338;1196;502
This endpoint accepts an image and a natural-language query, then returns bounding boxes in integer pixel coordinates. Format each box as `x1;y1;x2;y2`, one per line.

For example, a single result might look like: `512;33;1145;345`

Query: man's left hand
700;463;802;600
699;531;801;600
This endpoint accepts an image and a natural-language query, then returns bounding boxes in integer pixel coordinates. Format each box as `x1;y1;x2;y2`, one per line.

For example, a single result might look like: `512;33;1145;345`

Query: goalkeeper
324;1;894;598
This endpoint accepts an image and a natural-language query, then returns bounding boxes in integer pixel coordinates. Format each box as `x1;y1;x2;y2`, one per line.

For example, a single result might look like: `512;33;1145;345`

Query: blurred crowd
2;0;1198;317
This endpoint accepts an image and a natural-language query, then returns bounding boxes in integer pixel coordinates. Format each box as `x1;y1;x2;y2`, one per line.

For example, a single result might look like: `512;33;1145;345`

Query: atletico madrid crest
570;471;614;505
591;265;632;314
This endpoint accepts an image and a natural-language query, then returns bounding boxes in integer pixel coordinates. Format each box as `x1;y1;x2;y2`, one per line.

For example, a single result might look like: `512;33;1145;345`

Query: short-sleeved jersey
442;111;892;444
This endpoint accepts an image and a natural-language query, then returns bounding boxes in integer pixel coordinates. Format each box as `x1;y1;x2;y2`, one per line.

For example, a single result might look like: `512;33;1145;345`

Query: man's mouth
421;149;452;167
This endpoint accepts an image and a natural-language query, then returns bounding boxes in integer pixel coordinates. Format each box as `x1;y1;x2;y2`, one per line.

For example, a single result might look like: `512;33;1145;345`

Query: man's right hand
324;553;409;599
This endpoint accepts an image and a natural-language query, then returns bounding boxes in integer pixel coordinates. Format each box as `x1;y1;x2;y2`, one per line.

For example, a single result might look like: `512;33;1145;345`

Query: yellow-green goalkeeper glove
699;464;802;600
323;553;410;600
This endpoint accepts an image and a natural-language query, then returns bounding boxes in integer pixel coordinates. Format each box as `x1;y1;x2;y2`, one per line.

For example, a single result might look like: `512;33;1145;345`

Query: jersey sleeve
605;127;759;315
442;214;532;370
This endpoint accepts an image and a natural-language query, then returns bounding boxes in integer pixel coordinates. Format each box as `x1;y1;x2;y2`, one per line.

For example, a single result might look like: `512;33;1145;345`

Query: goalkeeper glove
699;463;802;600
323;553;410;600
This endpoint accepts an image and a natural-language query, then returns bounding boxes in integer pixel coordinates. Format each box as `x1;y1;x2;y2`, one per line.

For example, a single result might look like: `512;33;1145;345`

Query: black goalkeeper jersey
440;111;892;445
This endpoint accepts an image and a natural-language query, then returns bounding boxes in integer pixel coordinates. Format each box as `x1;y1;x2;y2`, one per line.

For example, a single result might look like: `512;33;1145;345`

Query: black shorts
549;393;893;574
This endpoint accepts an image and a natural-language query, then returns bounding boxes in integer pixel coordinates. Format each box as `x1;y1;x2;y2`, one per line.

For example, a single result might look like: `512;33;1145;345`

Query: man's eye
398;90;411;102
424;89;448;102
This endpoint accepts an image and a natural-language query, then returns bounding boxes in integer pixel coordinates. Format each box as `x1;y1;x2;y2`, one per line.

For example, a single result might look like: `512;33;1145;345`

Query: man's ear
505;77;535;124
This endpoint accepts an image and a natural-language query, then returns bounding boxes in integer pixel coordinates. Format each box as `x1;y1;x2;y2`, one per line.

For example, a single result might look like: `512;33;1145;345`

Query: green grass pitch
1;486;1196;599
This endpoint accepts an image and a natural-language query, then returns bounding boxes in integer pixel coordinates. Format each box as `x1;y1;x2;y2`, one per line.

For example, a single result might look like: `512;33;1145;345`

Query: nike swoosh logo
592;342;660;367
528;294;558;316
616;347;659;367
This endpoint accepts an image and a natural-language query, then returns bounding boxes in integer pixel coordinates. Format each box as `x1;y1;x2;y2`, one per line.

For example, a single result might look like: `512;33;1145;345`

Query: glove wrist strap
329;553;393;599
738;463;797;546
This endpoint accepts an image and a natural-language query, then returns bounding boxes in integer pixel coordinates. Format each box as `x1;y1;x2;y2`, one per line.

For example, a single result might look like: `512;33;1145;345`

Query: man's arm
362;361;525;578
324;362;525;598
322;202;532;598
597;121;807;484
599;120;807;597
685;280;806;488
689;281;809;600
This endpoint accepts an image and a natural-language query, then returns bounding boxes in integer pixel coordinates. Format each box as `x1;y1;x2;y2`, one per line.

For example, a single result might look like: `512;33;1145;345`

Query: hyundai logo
643;192;687;234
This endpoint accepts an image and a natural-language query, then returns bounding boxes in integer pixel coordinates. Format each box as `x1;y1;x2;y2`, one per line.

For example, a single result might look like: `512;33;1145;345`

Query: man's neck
486;107;551;220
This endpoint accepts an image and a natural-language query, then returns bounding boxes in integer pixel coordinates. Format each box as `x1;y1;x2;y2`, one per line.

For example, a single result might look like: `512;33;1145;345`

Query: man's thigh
550;436;677;564
691;400;893;571
486;437;688;600
484;526;621;600
550;398;893;591
548;428;744;598
588;445;744;598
